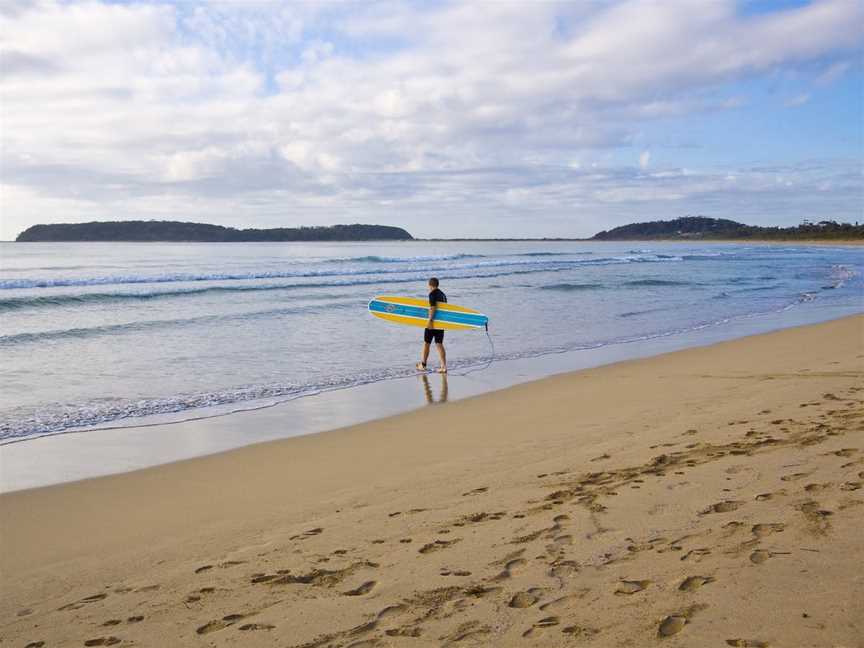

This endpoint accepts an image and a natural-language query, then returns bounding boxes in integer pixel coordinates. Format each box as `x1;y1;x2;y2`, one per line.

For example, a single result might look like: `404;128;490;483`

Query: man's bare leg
417;341;431;370
436;342;447;373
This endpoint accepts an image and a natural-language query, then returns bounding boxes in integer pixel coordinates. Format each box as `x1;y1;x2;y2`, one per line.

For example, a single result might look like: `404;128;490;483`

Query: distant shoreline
7;238;863;245
419;238;864;244
14;221;413;243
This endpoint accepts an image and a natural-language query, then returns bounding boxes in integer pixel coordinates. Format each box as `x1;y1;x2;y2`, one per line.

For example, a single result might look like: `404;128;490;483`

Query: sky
1;0;862;240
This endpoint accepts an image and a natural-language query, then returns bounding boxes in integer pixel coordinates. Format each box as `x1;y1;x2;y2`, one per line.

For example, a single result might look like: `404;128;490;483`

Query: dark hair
428;277;439;287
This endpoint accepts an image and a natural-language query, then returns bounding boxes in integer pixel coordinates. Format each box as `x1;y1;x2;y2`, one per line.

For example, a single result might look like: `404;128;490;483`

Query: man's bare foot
416;362;427;371
438;367;447;374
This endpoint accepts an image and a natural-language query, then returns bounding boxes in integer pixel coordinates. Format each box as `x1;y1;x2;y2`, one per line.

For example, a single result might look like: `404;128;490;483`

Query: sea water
1;240;861;444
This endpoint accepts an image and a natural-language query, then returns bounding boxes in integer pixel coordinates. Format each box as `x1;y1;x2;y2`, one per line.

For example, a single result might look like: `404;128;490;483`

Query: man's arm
427;303;436;329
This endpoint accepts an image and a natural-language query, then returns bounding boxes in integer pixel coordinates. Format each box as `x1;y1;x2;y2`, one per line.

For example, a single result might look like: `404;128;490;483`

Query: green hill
16;221;414;242
592;217;863;241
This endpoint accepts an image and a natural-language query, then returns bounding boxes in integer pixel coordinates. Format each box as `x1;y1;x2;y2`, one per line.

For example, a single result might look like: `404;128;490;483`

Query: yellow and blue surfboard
368;295;488;331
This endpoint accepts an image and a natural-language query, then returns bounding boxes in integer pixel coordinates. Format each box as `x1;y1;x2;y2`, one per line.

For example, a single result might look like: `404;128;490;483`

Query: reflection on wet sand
420;373;448;405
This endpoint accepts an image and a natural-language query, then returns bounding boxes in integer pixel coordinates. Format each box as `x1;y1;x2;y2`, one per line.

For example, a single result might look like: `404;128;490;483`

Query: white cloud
785;92;811;107
1;0;863;239
816;59;851;85
639;150;651;170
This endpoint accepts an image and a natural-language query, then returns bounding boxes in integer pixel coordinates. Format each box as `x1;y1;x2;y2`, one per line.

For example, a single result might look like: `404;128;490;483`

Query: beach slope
2;316;862;647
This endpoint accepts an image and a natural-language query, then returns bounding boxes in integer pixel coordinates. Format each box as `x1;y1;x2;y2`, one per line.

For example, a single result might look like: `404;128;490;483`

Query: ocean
1;240;861;446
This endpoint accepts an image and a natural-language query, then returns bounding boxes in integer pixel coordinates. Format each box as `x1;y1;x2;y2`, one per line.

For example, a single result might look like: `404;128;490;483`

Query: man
417;277;447;374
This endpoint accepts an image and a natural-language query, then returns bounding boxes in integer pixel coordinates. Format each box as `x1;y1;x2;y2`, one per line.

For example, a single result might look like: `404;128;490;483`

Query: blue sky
1;0;862;239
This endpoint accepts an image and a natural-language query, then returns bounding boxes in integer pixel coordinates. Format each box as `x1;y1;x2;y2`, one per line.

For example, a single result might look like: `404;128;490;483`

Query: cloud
784;92;811;107
639;150;651;170
816;59;851;85
0;49;62;77
1;0;863;239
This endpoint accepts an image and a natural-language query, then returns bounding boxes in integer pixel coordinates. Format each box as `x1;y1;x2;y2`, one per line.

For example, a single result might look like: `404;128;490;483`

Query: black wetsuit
424;288;447;344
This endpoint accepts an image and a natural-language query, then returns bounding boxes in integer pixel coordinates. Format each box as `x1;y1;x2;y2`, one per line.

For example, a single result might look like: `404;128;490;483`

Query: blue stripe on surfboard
369;300;487;327
368;300;488;328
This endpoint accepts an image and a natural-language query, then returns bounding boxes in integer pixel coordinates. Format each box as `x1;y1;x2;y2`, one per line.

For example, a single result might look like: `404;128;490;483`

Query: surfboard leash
450;322;495;376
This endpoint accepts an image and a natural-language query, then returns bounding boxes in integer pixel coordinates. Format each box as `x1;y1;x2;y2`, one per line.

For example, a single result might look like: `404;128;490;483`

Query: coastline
3;300;861;492
8;238;863;244
1;315;862;646
419;239;864;245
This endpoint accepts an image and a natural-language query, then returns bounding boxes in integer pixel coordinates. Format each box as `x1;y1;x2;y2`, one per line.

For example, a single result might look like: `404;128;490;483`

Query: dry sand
1;316;862;648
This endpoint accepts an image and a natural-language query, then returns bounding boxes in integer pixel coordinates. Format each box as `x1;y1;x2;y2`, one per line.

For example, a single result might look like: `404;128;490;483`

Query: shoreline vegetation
591;216;864;241
13;216;864;242
1;316;861;646
14;221;413;242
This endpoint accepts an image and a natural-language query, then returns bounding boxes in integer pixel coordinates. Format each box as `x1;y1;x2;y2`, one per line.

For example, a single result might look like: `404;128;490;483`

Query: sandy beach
1;316;862;647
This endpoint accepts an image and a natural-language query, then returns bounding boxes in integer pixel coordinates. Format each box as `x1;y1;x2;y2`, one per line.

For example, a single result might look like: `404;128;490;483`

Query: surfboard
368;295;488;331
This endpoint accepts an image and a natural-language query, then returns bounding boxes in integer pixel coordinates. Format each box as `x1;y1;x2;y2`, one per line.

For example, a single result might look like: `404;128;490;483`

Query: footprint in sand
495;557;527;580
25;642;45;648
563;625;600;638
678;576;715;592
218;560;245;568
462;487;489;496
509;591;541;608
721;521;745;536
58;593;108;611
796;501;833;535
549;560;579;579
726;640;770;647
781;472;811;482
539;591;590;612
749;550;771;564
615;580;651;595
374;604;406;622
465;585;503;599
194;565;213;574
441;622;492;644
84;639;120;647
752;523;785;538
419;539;459;554
755;490;785;501
680;548;711;562
196;613;247;635
522;616;560;637
804;482;832;493
700;500;744;515
344;581;377;596
239;623;275;631
658;615;687;637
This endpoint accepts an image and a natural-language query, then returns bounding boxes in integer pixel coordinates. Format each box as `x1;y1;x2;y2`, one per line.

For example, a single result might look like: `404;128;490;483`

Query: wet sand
1;315;862;647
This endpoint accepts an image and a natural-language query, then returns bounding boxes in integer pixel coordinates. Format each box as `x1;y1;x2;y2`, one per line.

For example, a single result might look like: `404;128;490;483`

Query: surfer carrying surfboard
417;278;448;374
